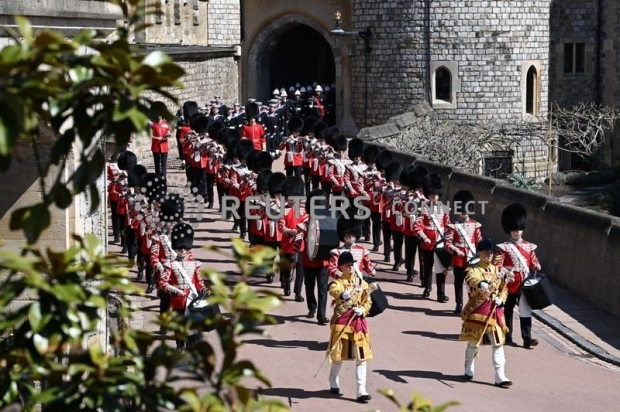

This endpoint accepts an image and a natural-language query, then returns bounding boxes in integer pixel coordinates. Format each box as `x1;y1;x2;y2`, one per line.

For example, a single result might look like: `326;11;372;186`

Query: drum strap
507;242;529;274
455;223;476;259
428;211;445;248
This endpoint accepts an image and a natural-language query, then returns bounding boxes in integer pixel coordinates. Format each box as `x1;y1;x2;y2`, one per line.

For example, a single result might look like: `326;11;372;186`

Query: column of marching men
107;97;545;397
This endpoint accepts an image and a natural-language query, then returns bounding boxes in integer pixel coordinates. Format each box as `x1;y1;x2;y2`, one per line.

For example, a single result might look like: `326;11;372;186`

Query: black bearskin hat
348;138;365;159
288;116;304;134
325;126;341;146
400;165;415;188
140;173;167;204
193;114;210;134
225;128;241;143
257;170;273;193
171;222;194;250
236;139;255;160
246;150;260;173
127;164;147;187
363;145;381;164
410;164;428;190
282;176;305;197
331;134;348;152
226;139;240;158
159;193;184;223
302;116;319;136
337;215;363;242
306;188;328;215
268;172;286;197
208;120;225;139
183;101;200;122
313;121;328;140
246;102;260;121
453;190;475;205
375;150;393;172
501;203;527;233
423;173;443;198
255;150;273;172
117;150;137;171
385;161;403;183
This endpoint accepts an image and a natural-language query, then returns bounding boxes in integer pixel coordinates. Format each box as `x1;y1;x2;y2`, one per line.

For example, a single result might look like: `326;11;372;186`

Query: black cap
477;238;495;252
337;251;356;266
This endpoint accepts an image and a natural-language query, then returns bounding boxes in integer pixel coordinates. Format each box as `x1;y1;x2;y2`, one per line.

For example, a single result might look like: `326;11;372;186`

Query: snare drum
306;215;339;261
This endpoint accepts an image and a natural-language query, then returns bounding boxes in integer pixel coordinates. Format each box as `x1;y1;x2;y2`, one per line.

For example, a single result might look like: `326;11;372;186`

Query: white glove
493;297;503;306
479;282;489;292
341;290;351;300
353;307;364;317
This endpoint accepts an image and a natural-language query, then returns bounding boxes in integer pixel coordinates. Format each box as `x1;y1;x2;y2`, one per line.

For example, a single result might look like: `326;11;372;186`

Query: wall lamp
330;11;372;54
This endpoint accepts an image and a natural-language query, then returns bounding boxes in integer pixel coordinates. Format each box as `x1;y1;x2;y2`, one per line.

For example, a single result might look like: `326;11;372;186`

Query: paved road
117;157;620;411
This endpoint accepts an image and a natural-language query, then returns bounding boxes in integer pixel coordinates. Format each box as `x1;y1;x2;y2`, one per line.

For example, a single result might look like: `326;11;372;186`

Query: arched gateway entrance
245;14;348;128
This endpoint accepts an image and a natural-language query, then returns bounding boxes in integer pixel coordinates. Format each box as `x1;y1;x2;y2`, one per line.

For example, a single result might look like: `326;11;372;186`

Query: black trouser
362;216;371;240
176;136;183;160
118;214;127;249
236;200;247;236
404;235;419;277
281;252;303;295
303;266;328;319
382;221;392;261
332;190;343;211
205;173;215;205
191;167;205;195
504;293;533;343
153;152;168;177
392;230;403;265
311;175;321;190
126;228;138;263
285;165;303;178
421;249;434;290
453;265;466;308
321;181;332;204
110;201;120;239
159;290;171;315
216;182;225;211
143;254;154;287
371;212;382;248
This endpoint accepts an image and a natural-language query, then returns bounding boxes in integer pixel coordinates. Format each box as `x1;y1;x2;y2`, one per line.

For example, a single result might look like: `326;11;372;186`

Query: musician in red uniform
389;163;408;272
495;203;542;349
361;145;381;244
328;216;376;280
205;121;226;209
230;139;255;240
413;173;451;301
280;116;304;178
402;165;427;282
343;138;367;217
264;172;286;284
301;116;319;196
326;134;350;206
368;149;393;252
379;161;403;264
138;173;167;295
241;102;266;151
125;164;148;274
310;121;329;191
444;190;483;314
300;189;331;325
149;113;171;178
277;176;307;301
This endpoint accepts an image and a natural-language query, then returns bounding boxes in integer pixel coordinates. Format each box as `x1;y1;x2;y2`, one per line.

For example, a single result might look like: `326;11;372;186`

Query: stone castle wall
207;0;241;46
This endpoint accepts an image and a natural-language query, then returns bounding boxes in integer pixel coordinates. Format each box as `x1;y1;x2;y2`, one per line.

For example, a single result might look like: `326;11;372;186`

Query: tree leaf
54;184;73;209
10;203;51;245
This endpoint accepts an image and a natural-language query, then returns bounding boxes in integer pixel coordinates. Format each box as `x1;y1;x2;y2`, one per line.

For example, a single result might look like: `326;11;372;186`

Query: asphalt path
122;157;620;411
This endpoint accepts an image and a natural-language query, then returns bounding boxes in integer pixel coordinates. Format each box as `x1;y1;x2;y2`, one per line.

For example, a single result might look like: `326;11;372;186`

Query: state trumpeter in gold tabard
327;251;375;403
459;239;514;388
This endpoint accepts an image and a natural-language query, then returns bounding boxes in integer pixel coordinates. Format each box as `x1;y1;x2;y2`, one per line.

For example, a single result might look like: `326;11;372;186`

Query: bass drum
306;216;340;261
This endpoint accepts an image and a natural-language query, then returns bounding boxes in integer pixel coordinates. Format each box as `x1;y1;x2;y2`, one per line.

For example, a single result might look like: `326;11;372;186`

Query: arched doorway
269;25;335;94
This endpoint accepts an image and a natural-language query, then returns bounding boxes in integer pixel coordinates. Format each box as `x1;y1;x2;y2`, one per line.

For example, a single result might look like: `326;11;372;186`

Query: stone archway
245;13;357;134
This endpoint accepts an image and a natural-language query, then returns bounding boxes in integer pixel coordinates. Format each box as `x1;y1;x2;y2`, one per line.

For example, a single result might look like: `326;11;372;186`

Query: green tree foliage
0;0;183;245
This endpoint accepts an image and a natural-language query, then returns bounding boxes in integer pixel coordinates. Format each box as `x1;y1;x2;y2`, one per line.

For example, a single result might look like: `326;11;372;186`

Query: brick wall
207;0;241;45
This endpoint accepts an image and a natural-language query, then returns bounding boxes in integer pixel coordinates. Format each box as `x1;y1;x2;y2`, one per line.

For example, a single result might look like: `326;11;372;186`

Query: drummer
328;216;376;280
301;189;331;325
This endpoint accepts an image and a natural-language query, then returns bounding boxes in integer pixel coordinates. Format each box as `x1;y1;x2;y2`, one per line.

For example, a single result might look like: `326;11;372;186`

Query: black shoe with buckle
357;394;372;403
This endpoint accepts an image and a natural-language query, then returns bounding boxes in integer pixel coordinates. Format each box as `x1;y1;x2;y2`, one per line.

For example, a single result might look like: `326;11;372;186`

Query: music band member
265;172;286;284
242;102;266;151
495;203;542;349
327;251;374;403
459;239;513;388
380;161;403;264
414;173;452;301
230;139;255;239
328;216;376;279
368;149;393;252
445;190;483;314
281;116;304;178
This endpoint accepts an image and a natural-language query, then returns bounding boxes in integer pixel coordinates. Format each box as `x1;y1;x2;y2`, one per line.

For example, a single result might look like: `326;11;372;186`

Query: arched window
435;67;452;102
526;66;538;115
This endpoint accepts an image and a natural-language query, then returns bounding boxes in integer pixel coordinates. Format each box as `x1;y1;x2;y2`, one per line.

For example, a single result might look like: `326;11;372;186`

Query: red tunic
413;201;450;251
328;244;375;279
241;124;265;150
444;218;483;267
150;120;170;153
278;205;306;254
495;240;541;295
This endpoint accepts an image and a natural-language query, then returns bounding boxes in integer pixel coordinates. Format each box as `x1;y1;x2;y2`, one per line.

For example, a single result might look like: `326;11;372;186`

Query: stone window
521;61;541;120
563;43;586;74
430;61;459;109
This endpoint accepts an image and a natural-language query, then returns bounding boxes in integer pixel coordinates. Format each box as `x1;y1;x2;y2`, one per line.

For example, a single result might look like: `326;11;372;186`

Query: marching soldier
328;216;376;280
459;238;513;388
414;173;451;301
242;102;266;151
402;165;427;282
326;134;350;206
379;161;403;263
343;138;367;217
495;203;542;349
264;102;282;156
301;116;320;196
327;251;374;403
264;172;286;284
367;149;393;252
445;190;483;314
309;121;330;191
125;164;148;276
389;164;409;271
229;139;255;239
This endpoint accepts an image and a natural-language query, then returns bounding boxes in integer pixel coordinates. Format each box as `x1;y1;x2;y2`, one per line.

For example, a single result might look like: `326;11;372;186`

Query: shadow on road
243;338;326;351
258;387;346;401
402;330;460;341
374;368;470;385
387;304;428;314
